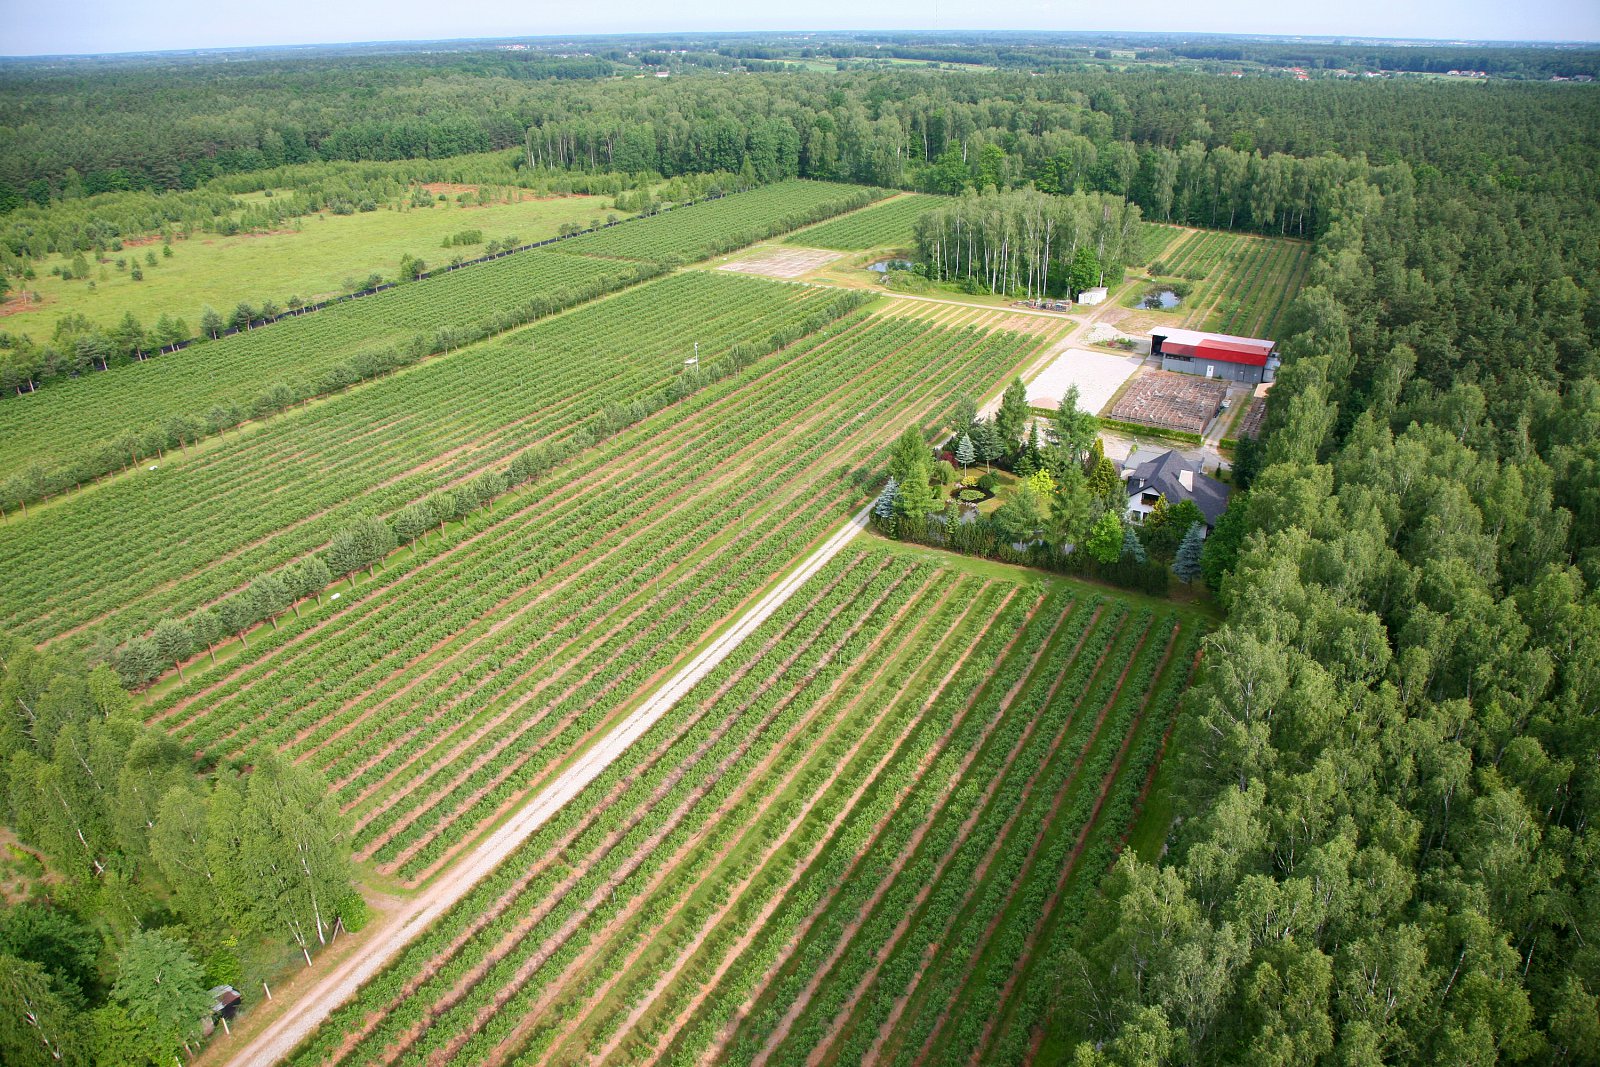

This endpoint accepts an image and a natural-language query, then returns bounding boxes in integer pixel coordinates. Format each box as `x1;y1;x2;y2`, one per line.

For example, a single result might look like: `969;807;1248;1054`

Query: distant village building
1150;327;1279;385
1076;286;1108;306
1120;448;1231;531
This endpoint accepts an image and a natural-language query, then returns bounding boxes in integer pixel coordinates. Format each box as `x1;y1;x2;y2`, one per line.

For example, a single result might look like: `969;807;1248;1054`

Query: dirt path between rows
800;605;1106;1067
222;507;872;1067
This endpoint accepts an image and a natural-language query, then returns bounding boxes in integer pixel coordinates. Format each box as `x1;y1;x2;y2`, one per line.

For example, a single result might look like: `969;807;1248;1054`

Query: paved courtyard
1024;346;1143;415
717;247;843;279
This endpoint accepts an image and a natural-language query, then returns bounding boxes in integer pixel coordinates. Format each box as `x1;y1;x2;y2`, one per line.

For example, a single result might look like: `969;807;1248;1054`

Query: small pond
867;258;915;273
1141;288;1182;310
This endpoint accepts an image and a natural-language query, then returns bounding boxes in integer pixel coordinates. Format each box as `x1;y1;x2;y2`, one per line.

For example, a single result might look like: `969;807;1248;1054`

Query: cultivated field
279;543;1202;1066
0;251;659;477
2;192;622;337
1;178;1210;1067
782;193;945;250
127;301;1048;887
0;273;859;649
1149;228;1311;338
559;181;882;262
0;181;887;505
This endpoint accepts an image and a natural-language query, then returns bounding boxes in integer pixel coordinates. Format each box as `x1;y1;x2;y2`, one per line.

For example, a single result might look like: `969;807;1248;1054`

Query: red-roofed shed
1151;328;1279;384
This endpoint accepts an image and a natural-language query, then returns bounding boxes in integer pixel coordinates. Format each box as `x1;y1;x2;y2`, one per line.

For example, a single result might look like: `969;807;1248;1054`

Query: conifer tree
873;476;899;523
1174;522;1206;583
1121;525;1147;563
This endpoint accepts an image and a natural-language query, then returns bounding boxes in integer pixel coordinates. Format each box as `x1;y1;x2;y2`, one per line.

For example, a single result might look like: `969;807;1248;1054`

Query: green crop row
482;562;933;1065
284;550;939;1066
280;548;894;1065
767;602;1134;1067
141;311;1041;879
0;180;884;510
783;194;944;251
560;180;883;263
0;272;851;647
654;589;1089;1067
982;624;1204;1063
0;251;659;497
908;613;1179;1065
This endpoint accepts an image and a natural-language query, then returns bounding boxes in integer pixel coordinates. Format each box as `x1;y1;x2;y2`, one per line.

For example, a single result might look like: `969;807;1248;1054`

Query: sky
3;0;1598;57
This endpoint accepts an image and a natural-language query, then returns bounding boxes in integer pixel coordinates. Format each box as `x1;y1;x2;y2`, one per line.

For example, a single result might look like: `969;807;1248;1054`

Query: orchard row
141;308;1045;882
279;545;1202;1067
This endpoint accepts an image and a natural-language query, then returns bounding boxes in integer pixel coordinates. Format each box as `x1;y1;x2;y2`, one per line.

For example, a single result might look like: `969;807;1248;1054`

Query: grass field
1146;227;1311;338
1;193;622;337
278;541;1203;1066
783;193;945;250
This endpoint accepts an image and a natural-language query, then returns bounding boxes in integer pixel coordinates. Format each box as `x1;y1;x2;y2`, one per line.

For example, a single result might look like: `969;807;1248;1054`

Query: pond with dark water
867;258;915;273
1141;289;1182;309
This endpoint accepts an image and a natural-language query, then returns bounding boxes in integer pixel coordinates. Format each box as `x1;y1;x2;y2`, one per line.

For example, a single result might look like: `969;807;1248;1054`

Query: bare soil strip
846;612;1133;1067
801;606;1114;1067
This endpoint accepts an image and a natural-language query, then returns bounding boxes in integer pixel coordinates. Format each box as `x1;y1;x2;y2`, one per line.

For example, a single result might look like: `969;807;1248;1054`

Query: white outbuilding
1076;286;1109;306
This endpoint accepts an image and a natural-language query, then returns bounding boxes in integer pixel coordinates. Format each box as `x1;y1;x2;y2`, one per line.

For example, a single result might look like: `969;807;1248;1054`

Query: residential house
1121;448;1231;531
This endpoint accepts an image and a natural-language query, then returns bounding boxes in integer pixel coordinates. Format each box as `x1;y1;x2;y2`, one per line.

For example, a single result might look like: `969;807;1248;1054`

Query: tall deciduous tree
106;930;209;1065
1086;510;1124;564
212;754;362;964
0;953;87;1067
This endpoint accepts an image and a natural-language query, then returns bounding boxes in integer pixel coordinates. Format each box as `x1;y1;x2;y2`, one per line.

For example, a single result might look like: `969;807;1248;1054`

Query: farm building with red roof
1150;327;1281;385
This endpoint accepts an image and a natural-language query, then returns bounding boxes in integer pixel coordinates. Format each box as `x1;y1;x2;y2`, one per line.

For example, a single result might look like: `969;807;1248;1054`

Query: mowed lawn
3;192;625;336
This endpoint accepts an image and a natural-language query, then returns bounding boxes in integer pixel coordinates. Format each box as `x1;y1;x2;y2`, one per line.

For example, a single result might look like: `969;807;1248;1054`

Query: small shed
209;985;242;1020
1077;286;1109;306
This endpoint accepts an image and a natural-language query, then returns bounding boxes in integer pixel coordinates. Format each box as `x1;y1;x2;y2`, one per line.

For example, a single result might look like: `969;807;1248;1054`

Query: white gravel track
227;506;872;1067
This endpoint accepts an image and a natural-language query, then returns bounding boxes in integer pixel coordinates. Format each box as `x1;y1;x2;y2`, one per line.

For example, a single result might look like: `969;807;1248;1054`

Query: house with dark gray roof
1120;448;1231;531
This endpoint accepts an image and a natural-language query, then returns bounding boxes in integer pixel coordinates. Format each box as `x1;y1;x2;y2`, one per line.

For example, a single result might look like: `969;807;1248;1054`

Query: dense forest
1054;104;1600;1067
0;635;363;1064
0;31;1596;1065
3;46;1596;212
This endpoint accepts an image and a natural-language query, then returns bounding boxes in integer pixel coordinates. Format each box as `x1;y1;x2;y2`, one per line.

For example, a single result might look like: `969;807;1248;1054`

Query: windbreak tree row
137;310;1044;883
0;273;857;650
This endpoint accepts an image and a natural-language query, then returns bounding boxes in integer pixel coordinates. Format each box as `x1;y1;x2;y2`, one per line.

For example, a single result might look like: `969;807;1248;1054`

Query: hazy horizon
5;0;1599;59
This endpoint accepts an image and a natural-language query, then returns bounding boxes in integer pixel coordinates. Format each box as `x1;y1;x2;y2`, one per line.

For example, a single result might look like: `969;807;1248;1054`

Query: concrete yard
1024;346;1144;415
717;247;843;278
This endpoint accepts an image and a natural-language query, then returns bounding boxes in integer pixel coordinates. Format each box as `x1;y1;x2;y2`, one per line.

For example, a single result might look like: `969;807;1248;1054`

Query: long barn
1150;327;1280;385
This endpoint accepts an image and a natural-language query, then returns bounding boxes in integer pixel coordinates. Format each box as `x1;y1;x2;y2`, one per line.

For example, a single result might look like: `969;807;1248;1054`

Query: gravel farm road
226;506;872;1067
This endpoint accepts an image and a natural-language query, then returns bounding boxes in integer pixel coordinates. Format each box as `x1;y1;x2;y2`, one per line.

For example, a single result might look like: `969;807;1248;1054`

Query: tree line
6;61;1595;242
0;634;361;1066
1046;86;1600;1066
910;186;1143;298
